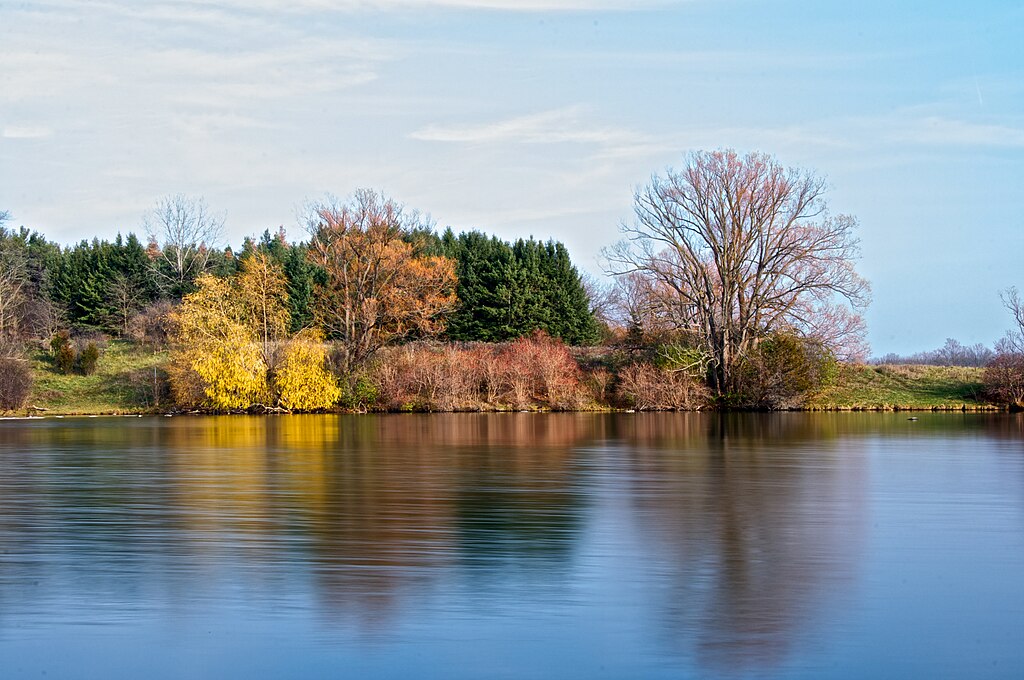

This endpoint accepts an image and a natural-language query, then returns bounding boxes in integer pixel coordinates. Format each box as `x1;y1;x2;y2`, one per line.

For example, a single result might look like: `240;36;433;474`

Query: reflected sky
1;413;1023;678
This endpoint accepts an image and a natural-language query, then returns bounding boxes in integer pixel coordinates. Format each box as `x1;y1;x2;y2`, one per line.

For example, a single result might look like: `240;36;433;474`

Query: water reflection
0;413;1022;678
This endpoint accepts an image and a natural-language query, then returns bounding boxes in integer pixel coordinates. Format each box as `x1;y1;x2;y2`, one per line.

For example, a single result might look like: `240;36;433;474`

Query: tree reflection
1;412;1022;672
611;413;867;671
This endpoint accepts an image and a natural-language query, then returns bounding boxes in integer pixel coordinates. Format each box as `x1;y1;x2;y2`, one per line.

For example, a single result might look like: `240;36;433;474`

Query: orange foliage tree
307;189;457;373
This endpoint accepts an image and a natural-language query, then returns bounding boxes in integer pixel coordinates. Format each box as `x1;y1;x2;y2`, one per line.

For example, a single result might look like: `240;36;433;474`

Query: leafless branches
997;287;1024;354
606;150;870;392
146;194;224;294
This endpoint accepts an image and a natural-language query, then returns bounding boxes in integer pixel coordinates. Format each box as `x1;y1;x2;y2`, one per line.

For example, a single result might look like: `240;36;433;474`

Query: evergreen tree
51;233;159;333
441;231;599;345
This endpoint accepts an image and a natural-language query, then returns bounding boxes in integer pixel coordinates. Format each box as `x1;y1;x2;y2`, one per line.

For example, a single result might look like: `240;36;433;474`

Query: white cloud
2;126;54;139
410;106;643;145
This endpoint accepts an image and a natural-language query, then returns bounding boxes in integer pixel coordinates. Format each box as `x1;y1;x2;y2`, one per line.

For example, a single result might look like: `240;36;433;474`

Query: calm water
1;413;1023;679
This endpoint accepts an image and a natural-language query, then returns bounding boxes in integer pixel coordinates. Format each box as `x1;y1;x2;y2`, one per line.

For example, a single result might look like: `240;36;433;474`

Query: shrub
0;357;32;411
615;362;709;410
79;342;100;375
501;332;587;409
127;301;176;349
983;353;1024;407
366;344;486;412
275;332;341;411
49;330;71;357
55;342;76;375
360;334;588;412
169;335;269;411
339;374;380;412
127;366;172;409
736;333;837;409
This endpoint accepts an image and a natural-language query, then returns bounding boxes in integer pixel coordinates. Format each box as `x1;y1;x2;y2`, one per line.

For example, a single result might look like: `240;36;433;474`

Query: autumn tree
169;256;340;412
168;274;270;410
306;190;457;373
236;250;289;367
275;330;341;411
146;194;224;297
607;150;869;395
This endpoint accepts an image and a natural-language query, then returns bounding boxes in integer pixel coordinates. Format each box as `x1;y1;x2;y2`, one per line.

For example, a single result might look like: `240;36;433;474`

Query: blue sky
1;0;1021;355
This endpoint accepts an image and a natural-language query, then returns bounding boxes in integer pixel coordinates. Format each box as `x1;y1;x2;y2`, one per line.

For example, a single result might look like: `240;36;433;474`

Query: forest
1;152;1022;414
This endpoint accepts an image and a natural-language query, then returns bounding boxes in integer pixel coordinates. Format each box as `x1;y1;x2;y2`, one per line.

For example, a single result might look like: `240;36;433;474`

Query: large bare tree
607;150;869;394
146;194;224;296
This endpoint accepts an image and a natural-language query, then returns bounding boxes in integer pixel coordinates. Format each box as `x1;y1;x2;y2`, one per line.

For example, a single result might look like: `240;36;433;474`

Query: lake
1;413;1022;678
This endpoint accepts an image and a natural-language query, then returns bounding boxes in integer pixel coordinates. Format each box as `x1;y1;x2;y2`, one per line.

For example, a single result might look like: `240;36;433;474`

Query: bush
736;333;837;409
983;353;1024;407
79;342;101;375
127;366;172;409
275;332;341;411
127;301;176;349
360;333;589;412
0;357;32;411
49;330;70;356
615;362;709;410
501;332;588;409
339;374;380;412
52;332;76;375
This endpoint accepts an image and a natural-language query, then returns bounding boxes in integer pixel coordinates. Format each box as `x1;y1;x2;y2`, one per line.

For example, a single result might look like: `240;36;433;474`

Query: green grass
29;340;168;415
21;341;996;414
807;364;988;410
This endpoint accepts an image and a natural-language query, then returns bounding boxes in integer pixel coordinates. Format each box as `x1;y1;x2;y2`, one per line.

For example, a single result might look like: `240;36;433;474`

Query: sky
1;0;1022;355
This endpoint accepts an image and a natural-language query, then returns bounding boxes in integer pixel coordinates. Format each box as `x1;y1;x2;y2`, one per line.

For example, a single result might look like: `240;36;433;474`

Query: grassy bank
18;342;999;415
28;341;168;415
807;364;990;411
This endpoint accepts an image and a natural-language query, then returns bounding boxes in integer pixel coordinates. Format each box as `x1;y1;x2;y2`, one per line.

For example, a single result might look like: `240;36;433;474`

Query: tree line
2;149;1022;412
0;193;597;345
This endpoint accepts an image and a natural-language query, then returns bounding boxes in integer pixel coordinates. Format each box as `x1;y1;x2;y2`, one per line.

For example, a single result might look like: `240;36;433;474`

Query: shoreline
11;403;1010;418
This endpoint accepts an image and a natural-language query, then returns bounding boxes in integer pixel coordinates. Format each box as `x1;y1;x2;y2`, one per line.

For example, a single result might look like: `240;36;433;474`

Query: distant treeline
872;338;995;368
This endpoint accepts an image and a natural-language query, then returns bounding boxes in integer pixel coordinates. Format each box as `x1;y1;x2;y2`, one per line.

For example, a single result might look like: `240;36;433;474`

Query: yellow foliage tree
169;273;270;410
236;250;290;366
275;330;341;411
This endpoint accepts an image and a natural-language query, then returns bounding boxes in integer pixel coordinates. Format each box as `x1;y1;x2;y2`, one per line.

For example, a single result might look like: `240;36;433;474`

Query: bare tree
606;150;870;394
146;194;224;296
997;287;1024;354
107;273;146;336
0;257;25;341
0;214;26;344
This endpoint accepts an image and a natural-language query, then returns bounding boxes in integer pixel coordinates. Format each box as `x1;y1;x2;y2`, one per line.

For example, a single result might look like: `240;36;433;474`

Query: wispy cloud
412;107;853;161
410;106;642;145
2;126;54;139
20;0;671;20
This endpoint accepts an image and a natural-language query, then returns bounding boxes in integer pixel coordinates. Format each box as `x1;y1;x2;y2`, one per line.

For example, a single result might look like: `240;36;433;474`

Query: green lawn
808;364;989;410
28;340;168;415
